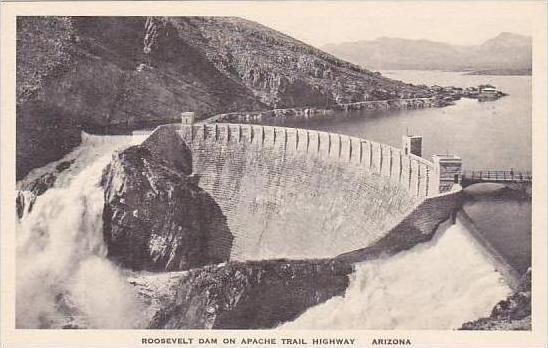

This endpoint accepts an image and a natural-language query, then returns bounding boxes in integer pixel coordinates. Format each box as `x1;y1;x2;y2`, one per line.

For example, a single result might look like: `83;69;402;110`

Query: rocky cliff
17;16;429;179
101;128;233;271
135;260;352;329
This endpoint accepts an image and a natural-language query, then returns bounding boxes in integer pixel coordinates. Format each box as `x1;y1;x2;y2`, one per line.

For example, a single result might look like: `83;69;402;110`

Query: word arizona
372;338;412;345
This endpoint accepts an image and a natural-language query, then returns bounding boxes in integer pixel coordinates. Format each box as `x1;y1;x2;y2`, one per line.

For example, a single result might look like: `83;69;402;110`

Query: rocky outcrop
460;268;531;330
138;259;352;329
16;159;75;218
17;16;431;179
101;129;233;271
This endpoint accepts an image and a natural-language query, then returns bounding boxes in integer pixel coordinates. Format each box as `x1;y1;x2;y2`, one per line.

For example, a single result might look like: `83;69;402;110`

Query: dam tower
402;134;422;157
432;154;462;193
181;112;196;125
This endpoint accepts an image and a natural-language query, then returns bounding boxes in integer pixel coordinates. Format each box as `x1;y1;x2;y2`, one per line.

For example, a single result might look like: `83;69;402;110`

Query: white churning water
281;220;512;330
16;132;150;329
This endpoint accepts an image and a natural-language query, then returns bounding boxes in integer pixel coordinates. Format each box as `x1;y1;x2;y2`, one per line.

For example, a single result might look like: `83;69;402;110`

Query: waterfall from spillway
280;220;513;330
16;132;149;329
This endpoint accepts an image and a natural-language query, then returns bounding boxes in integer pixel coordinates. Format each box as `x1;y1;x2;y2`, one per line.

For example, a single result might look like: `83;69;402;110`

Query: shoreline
463;68;532;76
206;97;441;125
381;68;531;76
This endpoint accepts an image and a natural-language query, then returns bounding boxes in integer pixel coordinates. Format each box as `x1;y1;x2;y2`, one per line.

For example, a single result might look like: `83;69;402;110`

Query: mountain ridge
322;32;532;72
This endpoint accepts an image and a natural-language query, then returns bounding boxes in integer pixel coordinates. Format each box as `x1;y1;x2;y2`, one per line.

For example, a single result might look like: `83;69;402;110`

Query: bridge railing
462;169;532;182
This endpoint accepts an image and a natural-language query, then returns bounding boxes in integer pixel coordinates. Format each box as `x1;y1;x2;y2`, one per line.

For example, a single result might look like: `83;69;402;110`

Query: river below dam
290;70;532;277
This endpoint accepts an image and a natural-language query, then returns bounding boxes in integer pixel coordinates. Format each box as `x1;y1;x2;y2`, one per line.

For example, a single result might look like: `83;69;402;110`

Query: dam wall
148;123;460;261
337;185;463;261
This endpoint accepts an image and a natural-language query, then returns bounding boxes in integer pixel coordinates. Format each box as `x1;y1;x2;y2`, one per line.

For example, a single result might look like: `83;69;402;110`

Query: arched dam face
148;124;461;261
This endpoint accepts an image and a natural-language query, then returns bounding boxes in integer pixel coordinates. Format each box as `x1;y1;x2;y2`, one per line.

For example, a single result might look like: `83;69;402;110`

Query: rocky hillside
170;17;428;106
17;16;427;179
323;32;532;73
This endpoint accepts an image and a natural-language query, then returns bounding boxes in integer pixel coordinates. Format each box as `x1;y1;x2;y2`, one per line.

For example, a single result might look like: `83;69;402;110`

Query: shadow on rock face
101;130;233;272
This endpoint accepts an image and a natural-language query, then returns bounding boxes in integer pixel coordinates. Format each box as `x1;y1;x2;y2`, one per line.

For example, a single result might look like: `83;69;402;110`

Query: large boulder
101;134;233;271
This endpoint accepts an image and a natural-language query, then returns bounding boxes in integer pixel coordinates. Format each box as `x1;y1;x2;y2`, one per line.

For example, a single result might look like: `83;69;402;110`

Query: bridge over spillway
461;170;532;188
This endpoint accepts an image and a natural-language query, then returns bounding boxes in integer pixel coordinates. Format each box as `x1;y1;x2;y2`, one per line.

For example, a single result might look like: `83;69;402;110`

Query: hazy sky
237;2;533;48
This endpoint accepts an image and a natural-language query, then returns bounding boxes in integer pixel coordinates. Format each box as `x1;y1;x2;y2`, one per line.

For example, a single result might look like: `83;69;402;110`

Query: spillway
280;219;512;329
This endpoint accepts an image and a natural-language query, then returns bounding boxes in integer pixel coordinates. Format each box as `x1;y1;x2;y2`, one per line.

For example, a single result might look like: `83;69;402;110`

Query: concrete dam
143;121;463;262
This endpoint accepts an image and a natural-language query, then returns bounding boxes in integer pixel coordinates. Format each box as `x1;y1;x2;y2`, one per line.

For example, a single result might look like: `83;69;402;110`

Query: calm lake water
293;70;532;275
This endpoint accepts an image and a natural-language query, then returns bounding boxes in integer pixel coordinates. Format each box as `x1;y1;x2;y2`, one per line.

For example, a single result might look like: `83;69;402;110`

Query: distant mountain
322;32;532;73
472;33;532;72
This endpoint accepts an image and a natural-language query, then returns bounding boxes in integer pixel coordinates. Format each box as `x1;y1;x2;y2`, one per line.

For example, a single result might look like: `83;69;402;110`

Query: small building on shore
480;86;497;94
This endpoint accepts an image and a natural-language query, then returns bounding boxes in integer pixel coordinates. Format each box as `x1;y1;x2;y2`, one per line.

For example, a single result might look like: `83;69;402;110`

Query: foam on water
280;221;512;330
18;132;150;192
16;131;150;328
